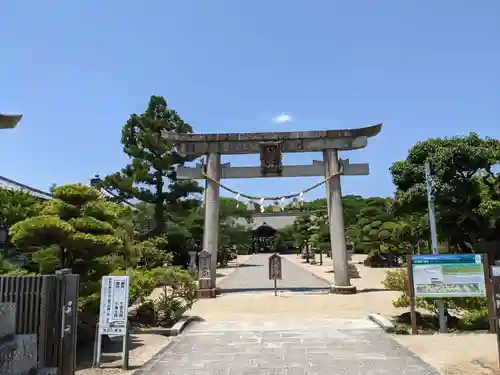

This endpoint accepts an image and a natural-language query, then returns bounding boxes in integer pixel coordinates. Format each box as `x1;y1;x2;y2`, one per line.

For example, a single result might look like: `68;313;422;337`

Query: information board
411;254;486;298
98;275;130;336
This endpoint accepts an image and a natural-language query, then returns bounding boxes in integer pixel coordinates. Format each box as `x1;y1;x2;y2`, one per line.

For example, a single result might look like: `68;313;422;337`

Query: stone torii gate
164;123;382;296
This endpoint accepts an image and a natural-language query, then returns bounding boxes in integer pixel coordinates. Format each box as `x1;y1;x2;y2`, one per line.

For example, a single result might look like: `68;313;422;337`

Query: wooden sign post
268;253;283;296
490;265;500;366
93;275;130;369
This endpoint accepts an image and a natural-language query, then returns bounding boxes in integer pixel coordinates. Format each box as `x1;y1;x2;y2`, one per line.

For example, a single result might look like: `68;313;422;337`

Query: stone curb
170;315;204;336
367;313;395;333
131;315;204;336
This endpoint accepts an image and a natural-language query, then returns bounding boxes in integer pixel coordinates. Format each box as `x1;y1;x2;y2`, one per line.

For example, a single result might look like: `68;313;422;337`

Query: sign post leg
437;299;447;333
93;324;102;368
123;323;130;370
274;279;277;296
407;256;418;335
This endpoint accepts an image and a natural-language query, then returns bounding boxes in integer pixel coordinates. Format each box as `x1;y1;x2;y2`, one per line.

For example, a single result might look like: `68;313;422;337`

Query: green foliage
101;95;203;239
9;183;130;317
9;215;75;247
119;267;198;327
292;215;312;250
153;268;198;326
0;188;41;227
31;246;60;273
112;268;157;305
135;235;172;268
52;184;101;206
80;200;120;222
0;255;32;275
288;195;429;260
457;308;489;331
391;133;500;250
68;232;122;252
41;200;79;220
69;217;114;234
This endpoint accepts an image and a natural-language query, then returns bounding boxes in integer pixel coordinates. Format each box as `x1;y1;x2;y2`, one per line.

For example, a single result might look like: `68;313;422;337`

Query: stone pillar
197;249;216;298
203;152;221;291
188;251;198;277
323;149;356;294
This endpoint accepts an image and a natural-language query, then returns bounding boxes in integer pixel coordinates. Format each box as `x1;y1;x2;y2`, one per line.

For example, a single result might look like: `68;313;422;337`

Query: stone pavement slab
135;318;440;374
218;253;329;292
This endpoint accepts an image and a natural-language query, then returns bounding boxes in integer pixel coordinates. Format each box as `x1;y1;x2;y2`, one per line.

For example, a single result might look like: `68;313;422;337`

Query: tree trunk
154;172;165;235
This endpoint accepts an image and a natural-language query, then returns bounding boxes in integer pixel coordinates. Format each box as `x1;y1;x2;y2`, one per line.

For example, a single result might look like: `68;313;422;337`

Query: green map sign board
411;254;486;298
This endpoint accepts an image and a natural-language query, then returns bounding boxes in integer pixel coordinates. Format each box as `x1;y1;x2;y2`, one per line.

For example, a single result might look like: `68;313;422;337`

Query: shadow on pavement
236;263;264;268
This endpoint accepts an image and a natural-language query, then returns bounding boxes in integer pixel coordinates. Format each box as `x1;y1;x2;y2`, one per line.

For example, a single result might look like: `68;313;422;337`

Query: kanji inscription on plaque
268;253;283;280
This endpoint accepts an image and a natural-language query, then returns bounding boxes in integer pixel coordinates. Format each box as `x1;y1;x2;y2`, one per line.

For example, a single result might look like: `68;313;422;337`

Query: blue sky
1;1;499;203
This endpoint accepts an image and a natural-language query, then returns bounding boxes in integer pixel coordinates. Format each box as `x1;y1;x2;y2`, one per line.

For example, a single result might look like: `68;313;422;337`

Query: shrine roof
163;123;382;143
0;114;23;129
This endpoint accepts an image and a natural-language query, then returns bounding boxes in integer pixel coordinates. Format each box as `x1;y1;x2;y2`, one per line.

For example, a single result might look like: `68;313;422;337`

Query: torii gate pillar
323;149;354;293
203;152;221;290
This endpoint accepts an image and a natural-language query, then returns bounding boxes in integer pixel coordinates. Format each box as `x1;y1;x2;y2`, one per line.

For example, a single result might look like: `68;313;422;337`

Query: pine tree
102;96;202;236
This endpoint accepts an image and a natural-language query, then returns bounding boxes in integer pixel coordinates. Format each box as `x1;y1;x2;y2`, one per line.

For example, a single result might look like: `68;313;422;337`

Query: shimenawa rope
200;164;344;201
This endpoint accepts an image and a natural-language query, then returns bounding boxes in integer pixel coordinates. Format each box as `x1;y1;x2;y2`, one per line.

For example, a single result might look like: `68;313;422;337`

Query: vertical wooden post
483;254;496;333
58;273;79;375
407;255;418;335
490;269;500;367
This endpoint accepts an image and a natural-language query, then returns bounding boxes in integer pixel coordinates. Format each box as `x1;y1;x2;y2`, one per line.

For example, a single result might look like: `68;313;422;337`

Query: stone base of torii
163;124;382;297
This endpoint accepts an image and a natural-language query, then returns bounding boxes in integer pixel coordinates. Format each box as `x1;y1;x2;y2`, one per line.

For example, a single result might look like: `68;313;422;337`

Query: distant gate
0;272;79;375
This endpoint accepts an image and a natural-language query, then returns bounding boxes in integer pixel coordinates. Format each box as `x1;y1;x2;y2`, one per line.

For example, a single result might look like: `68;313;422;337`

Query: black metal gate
0;271;79;375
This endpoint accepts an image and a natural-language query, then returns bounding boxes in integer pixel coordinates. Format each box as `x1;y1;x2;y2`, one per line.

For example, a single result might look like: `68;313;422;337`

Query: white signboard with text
98;275;130;336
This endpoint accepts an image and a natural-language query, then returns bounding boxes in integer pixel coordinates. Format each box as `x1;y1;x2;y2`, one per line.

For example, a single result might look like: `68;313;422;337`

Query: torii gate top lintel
162;123;382;155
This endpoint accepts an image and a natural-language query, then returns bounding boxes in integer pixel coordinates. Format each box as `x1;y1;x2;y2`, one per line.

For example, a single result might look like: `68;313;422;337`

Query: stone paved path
135;318;440;374
218;253;330;292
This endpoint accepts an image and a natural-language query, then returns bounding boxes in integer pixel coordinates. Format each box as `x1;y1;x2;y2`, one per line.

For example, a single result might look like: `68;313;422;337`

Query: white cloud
272;113;293;124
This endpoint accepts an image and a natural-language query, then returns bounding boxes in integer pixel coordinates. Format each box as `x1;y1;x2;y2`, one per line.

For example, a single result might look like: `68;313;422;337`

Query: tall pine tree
102;96;202;236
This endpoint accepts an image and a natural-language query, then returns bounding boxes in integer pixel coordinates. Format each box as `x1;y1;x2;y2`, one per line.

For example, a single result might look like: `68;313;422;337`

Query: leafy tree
308;214;330;264
275;225;296;253
9;184;127;313
292;215;312;253
176;197;253;266
135;235;172;268
101;95;202;237
391;133;500;251
0;188;41;228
